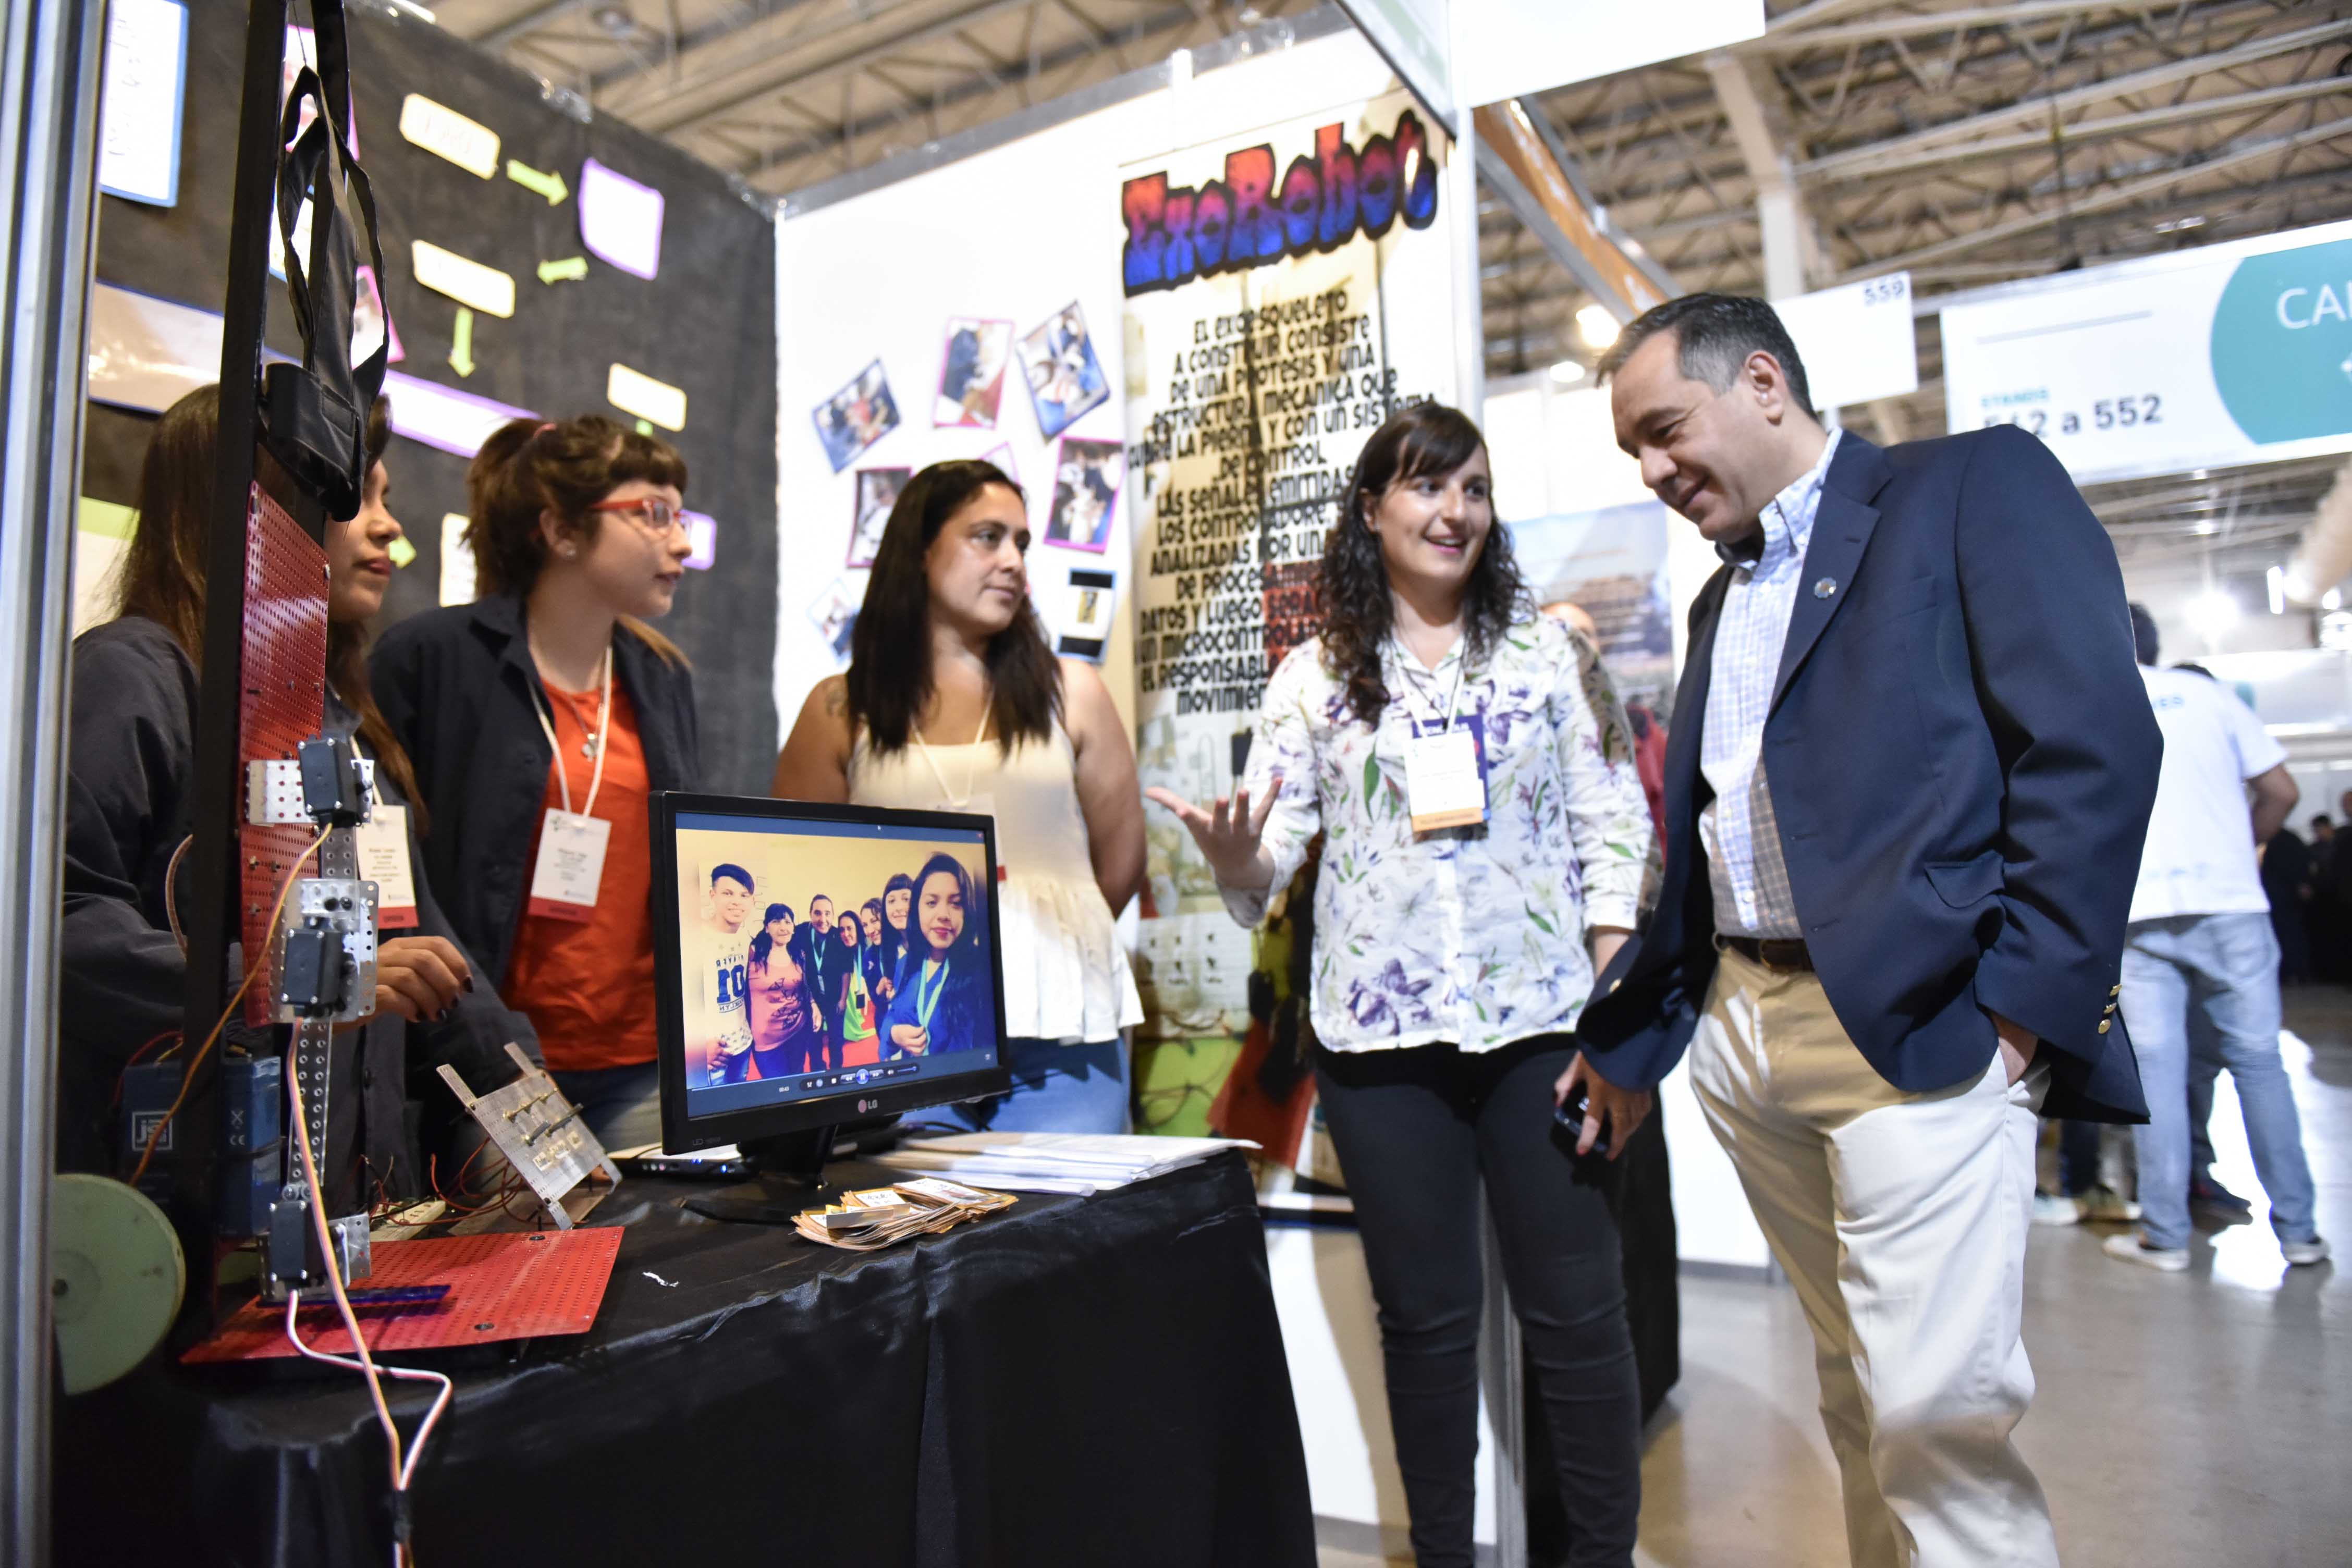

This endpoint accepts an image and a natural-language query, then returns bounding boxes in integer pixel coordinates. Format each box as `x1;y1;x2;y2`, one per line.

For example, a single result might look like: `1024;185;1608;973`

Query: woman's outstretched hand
1144;775;1284;890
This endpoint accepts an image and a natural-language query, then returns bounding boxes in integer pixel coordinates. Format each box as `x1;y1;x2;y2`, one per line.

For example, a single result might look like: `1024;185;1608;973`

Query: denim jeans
2121;913;2317;1250
549;1060;665;1153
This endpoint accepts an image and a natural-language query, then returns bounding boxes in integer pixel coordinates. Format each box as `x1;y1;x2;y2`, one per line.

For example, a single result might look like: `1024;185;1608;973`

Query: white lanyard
912;705;991;807
526;646;612;818
915;957;950;1028
1390;634;1468;733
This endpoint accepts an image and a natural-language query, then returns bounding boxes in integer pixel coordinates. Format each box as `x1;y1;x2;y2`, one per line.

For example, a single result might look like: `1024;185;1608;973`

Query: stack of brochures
792;1176;1016;1251
872;1132;1258;1195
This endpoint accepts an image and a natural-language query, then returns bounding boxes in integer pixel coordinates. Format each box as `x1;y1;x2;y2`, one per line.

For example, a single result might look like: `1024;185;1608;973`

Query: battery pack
216;1055;283;1239
118;1061;183;1204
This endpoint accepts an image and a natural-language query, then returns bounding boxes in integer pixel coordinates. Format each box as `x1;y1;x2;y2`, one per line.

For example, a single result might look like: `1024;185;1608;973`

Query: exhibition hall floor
1319;989;2352;1568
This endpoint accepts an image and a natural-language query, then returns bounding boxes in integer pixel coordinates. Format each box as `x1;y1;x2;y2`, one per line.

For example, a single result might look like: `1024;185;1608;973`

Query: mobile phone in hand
1554;1085;1611;1157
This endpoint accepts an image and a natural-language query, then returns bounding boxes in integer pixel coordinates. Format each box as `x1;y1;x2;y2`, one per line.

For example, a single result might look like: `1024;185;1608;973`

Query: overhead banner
1122;89;1462;1039
1939;217;2352;484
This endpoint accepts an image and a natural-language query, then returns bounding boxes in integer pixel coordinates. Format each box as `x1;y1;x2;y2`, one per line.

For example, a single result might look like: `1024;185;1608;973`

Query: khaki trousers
1688;948;2060;1568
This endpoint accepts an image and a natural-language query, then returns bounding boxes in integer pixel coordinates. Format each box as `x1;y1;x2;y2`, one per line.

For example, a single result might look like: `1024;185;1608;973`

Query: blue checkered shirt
1699;429;1841;939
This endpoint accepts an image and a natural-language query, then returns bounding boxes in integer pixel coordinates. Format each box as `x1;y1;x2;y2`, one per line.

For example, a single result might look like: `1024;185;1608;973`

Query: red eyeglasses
585;496;685;534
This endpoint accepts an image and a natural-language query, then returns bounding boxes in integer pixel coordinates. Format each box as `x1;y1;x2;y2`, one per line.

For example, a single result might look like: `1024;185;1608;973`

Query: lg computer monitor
650;793;1012;1167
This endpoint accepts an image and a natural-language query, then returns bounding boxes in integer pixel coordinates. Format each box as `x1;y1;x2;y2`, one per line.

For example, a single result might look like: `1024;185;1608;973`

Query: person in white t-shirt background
2108;605;2327;1272
699;863;758;1086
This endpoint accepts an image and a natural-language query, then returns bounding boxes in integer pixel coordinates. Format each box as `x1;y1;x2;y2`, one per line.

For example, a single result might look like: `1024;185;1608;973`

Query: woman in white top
773;458;1145;1131
1151;403;1655;1567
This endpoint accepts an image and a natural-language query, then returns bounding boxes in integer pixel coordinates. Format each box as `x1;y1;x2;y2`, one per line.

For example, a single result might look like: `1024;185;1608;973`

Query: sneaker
2078;1184;2142;1224
2282;1235;2332;1267
2190;1177;2255;1224
2103;1233;2189;1272
2032;1192;2084;1227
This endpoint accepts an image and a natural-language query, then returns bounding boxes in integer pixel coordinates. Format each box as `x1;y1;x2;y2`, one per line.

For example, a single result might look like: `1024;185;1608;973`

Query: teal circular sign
2211;236;2352;444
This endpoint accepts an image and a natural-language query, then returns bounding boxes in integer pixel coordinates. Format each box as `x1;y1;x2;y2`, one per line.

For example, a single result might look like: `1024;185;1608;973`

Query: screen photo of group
675;823;998;1107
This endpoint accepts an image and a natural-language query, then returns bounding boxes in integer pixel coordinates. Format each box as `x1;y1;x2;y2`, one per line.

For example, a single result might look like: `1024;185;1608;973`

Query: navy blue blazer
1576;427;2161;1123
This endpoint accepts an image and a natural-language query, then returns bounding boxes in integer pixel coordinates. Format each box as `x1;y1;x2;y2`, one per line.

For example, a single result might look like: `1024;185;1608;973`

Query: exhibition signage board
1452;0;1765;109
1938;218;2352;484
1773;272;1918;412
1122;90;1463;1036
97;0;189;207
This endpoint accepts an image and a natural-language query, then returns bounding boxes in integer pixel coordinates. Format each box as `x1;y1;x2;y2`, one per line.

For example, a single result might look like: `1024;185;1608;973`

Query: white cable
283;1291;455;1566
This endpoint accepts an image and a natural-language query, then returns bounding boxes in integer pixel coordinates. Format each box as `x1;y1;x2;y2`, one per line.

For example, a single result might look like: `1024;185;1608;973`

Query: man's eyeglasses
585;496;685;534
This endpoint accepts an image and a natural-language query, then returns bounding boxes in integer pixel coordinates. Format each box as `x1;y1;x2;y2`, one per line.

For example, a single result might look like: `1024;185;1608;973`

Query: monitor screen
650;794;1011;1152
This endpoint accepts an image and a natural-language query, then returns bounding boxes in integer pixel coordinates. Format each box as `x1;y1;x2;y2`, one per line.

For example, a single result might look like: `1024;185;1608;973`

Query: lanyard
526;645;612;818
1390;635;1468;733
916;958;950;1028
912;705;991;807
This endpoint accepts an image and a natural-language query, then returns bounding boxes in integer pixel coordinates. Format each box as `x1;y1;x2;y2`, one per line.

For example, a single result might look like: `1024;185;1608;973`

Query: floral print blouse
1220;615;1654;1055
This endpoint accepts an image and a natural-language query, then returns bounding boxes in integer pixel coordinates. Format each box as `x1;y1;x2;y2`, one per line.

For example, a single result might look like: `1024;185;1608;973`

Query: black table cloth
56;1151;1316;1568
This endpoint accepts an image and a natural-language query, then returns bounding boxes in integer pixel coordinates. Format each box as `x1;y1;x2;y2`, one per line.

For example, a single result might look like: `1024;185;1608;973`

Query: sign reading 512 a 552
1940;218;2352;485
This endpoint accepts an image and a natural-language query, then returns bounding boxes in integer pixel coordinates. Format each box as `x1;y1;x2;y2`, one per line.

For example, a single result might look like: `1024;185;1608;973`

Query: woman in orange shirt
374;415;703;1150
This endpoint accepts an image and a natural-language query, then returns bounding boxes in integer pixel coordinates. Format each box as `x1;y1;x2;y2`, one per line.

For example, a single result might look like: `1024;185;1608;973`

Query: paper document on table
905;1132;1256;1178
869;1151;1106;1194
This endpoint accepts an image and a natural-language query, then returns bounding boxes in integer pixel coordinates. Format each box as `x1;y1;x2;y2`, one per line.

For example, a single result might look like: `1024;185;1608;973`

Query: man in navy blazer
1563;295;2159;1568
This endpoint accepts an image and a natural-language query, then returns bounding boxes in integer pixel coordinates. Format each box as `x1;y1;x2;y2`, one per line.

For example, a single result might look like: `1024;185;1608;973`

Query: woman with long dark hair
373;414;702;1150
59;386;513;1207
773;460;1143;1129
878;852;990;1059
1149;403;1656;1567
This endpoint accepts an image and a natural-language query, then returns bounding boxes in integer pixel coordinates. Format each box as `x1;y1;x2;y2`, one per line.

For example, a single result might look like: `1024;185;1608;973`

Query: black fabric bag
259;1;387;519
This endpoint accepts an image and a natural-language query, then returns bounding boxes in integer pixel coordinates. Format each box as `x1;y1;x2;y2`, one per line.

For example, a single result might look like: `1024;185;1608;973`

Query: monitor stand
680;1127;847;1226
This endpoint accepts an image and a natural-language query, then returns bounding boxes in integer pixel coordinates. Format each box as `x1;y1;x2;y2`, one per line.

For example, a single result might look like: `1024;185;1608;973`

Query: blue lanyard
916;959;951;1029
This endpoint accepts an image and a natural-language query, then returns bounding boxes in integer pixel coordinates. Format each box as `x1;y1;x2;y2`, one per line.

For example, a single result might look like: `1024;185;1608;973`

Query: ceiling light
2269;565;2286;616
2325;588;2344;611
2186;587;2240;643
1576;304;1620;350
1548;360;1585;385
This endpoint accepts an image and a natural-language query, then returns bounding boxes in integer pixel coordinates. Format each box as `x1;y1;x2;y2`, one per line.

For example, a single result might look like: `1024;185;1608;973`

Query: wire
282;1292;454;1568
110;1030;184;1110
128;824;331;1189
163;833;192;952
290;1040;453;1568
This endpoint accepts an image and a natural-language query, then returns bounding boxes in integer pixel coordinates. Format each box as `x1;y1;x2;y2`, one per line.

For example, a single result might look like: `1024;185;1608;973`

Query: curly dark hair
1317;402;1528;728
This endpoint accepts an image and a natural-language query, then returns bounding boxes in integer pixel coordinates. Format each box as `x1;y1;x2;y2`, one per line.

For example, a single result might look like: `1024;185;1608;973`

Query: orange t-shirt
504;677;660;1072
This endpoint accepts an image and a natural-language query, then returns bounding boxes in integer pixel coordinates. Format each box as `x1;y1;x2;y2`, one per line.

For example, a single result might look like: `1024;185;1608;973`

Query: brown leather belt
1717;935;1815;973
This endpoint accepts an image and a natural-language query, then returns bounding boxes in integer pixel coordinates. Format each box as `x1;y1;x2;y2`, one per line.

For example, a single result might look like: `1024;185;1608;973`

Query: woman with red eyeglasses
373;414;704;1150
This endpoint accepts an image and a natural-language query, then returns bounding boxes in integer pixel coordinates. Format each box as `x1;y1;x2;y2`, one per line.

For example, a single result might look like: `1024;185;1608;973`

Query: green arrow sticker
449;307;476;378
537;256;589;284
505;159;569;205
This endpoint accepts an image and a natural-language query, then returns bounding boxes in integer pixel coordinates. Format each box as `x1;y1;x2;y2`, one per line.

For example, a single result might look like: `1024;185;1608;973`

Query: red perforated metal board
182;1227;624;1362
238;485;329;1026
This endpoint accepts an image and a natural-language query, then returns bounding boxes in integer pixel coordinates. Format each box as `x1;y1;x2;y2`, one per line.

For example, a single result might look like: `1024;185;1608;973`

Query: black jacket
1576;428;2163;1123
59;616;530;1198
369;593;703;991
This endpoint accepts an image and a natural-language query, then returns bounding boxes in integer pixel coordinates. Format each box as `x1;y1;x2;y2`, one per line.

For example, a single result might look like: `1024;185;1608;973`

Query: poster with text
1121;89;1459;1042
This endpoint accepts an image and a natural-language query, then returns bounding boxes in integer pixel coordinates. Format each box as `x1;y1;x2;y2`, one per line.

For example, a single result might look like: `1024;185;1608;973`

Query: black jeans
1316;1037;1642;1568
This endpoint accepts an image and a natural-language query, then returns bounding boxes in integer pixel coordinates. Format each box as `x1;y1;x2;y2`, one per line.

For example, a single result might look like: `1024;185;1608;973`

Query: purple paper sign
682;510;716;570
579;157;664;281
383;370;534;458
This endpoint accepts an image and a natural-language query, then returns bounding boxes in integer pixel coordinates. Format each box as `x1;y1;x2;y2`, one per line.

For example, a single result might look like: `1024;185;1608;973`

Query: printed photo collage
805;303;1124;668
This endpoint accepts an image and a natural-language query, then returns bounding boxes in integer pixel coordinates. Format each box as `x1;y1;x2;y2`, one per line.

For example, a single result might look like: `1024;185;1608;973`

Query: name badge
353;802;419;928
526;808;611;922
1404;715;1487;834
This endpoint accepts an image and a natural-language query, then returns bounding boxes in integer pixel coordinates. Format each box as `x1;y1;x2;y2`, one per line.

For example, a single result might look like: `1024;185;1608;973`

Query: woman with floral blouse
1150;402;1656;1568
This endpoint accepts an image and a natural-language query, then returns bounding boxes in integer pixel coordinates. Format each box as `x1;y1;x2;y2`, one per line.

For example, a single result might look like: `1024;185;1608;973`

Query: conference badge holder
1404;712;1488;835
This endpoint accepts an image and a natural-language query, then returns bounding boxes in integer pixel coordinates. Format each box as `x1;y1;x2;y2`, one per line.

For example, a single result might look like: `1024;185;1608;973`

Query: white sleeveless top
849;722;1141;1044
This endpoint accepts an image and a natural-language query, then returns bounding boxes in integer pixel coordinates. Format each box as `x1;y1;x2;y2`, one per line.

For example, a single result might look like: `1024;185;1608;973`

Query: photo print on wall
1045;437;1123;552
814;359;901;473
935;317;1012;428
1016;302;1108;439
848;467;909;568
807;575;861;664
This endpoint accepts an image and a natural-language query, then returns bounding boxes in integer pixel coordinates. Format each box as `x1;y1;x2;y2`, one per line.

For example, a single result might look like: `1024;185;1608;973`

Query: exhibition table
56;1152;1317;1568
